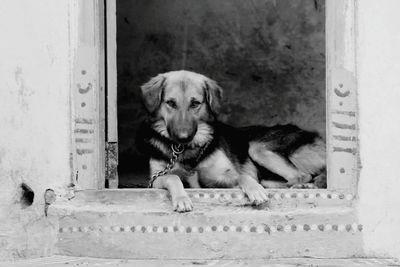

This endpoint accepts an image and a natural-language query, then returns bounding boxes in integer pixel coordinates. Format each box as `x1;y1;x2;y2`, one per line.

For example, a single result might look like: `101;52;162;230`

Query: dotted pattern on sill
185;192;354;201
59;223;362;234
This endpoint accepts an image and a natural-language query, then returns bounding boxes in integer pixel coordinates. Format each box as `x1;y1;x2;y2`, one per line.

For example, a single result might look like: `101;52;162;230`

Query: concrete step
1;256;399;267
49;189;363;259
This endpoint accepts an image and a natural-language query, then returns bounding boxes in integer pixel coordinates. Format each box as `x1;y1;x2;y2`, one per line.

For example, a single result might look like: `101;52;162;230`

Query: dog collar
148;142;210;188
171;143;184;154
148;144;185;188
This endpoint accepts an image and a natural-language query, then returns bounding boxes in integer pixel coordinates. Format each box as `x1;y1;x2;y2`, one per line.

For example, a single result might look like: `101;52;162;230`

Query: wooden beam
70;0;106;189
326;0;359;193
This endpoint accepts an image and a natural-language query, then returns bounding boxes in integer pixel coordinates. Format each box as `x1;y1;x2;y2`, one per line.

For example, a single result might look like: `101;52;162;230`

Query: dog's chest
194;149;239;187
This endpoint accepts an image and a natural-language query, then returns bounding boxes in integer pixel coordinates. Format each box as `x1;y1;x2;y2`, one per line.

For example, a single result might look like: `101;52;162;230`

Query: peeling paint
332;122;356;130
334;87;350;97
77;83;92;94
14;67;34;112
333;147;357;155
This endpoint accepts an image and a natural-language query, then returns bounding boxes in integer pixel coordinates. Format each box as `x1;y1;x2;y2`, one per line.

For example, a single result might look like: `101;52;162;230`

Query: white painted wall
0;0;72;259
357;0;400;259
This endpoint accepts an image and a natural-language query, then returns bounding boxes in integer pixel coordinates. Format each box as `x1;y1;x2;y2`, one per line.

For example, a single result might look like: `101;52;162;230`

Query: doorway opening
115;0;326;189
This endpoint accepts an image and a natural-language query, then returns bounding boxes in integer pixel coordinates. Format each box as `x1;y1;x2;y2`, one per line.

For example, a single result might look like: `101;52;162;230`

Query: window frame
69;0;359;196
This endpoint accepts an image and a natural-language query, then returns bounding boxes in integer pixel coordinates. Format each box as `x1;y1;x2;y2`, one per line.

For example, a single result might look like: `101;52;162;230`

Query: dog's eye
190;100;201;109
165;100;177;109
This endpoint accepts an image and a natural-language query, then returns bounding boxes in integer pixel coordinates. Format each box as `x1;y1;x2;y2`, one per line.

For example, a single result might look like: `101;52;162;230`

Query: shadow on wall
117;0;326;184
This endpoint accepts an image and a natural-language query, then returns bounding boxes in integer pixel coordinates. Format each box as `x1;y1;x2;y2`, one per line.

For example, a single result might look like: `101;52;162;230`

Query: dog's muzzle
170;128;196;144
168;112;198;144
168;120;197;144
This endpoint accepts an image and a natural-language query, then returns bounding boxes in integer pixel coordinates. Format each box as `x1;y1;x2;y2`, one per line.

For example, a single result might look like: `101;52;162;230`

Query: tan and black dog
137;70;326;212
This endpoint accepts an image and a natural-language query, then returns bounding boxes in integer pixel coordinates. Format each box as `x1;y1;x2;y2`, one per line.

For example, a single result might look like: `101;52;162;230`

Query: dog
137;70;326;212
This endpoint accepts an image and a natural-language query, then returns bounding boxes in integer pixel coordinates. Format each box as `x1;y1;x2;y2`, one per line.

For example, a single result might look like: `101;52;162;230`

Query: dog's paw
290;183;318;189
172;195;193;213
313;173;327;188
287;171;312;186
241;182;269;206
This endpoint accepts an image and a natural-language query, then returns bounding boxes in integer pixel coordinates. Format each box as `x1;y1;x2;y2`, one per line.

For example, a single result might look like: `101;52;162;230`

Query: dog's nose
176;131;192;143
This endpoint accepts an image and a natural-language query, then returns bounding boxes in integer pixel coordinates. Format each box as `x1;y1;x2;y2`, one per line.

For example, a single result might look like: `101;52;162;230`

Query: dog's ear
204;78;223;116
140;74;166;113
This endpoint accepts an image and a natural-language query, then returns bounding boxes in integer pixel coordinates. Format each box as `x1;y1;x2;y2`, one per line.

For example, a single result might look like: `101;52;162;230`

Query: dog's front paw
313;174;327;188
172;194;193;212
241;182;269;205
287;171;312;186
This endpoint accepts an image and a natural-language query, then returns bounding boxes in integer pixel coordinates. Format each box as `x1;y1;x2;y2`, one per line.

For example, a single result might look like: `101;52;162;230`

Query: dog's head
141;70;223;146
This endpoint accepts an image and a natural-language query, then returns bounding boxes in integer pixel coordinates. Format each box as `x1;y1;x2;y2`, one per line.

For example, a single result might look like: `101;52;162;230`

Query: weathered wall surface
357;0;400;259
1;0;400;261
117;0;326;177
0;0;72;259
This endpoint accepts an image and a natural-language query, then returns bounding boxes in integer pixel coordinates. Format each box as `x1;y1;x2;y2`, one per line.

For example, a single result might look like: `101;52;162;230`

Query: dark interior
116;0;326;188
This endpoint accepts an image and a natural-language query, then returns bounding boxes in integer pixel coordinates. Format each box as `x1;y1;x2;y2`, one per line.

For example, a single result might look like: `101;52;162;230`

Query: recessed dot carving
340;168;345;173
81;70;87;75
59;223;363;235
81;102;86;107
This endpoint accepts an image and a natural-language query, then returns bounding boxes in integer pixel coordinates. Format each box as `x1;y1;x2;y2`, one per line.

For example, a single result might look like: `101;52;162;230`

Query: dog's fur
137;70;326;212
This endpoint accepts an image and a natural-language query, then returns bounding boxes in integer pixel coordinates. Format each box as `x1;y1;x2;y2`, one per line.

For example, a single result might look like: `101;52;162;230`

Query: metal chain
148;144;184;188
